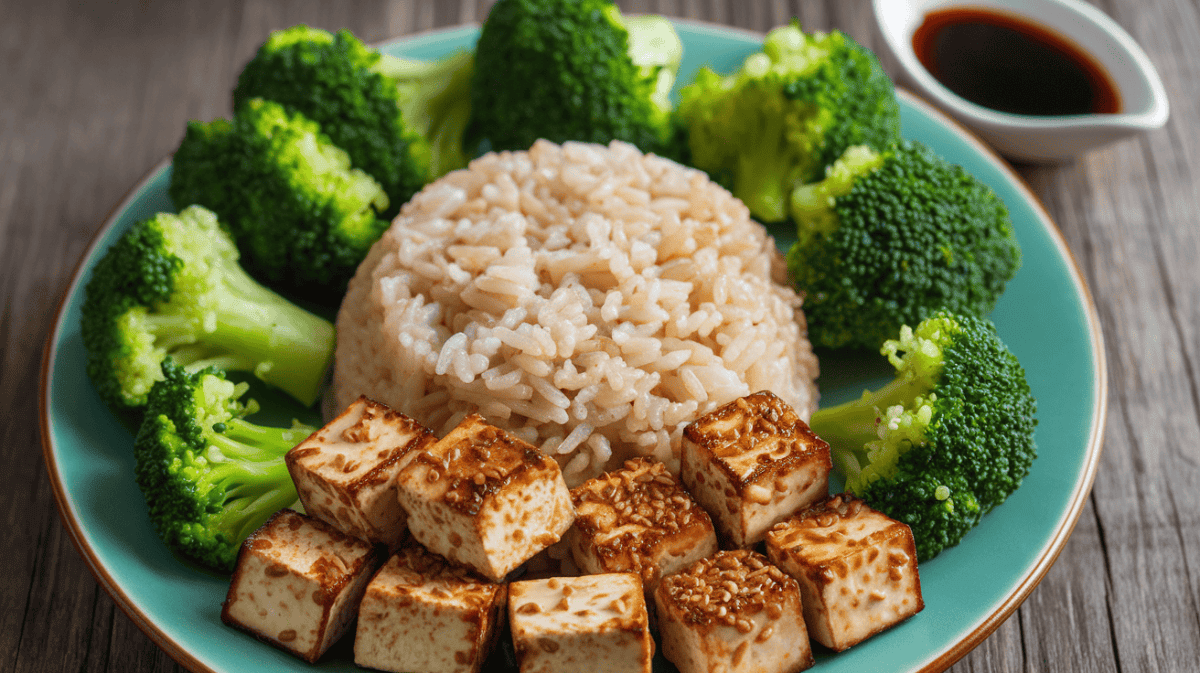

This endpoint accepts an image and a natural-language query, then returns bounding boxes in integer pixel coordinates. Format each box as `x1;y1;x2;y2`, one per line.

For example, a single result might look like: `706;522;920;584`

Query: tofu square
654;549;813;673
354;544;507;673
221;509;383;663
286;396;435;549
681;390;831;547
765;494;924;651
566;457;718;592
395;413;575;582
508;573;654;672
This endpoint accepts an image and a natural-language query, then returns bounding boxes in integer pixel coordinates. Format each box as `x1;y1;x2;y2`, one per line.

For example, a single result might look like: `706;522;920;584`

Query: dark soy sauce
912;7;1121;116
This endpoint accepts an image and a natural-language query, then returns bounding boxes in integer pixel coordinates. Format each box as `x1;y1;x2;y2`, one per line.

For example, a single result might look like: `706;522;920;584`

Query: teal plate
41;20;1106;673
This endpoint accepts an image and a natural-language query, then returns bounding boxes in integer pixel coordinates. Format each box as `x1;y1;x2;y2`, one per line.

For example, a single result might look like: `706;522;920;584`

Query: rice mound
333;140;819;485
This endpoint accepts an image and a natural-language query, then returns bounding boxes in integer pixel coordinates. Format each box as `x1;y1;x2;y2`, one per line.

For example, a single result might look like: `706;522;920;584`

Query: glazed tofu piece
654;549;813;673
286;396;435;549
508;573;654;672
681;391;831;547
765;494;924;651
221;509;383;663
354;544;507;673
566;457;718;592
395;413;575;582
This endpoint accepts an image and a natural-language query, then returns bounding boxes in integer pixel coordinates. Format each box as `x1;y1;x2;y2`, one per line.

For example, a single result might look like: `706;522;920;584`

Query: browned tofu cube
681;391;831;547
221;509;383;663
765;494;924;651
565;457;718;592
654;549;813;673
395;413;575;582
354;545;507;673
286;396;435;549
509;573;654;672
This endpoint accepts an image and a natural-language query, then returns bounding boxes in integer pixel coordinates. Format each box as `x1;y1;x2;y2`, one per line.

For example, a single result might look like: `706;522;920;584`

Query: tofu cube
286;396;435;549
765;494;924;651
681;391;831;547
395;413;575;582
221;509;383;663
566;457;718;592
654;549;813;673
508;573;654;672
354;544;507;673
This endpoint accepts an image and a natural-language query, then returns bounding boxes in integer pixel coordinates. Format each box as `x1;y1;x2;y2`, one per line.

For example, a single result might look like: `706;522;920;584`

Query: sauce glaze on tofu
766;494;924;651
415;417;553;517
682;391;831;547
508;573;654;673
286;396;435;549
655;549;814;673
567;457;718;591
221;509;383;664
354;545;506;673
395;413;575;582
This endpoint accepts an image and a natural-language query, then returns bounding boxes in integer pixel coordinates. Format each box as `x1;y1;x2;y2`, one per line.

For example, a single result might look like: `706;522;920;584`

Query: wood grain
9;0;1200;671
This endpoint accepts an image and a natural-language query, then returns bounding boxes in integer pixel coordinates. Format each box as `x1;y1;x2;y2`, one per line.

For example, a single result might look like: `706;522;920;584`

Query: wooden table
9;0;1198;670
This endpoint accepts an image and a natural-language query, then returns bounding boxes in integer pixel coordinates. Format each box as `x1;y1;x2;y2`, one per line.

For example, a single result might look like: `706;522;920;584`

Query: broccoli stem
734;112;793;223
373;49;474;176
427;93;472;176
727;88;816;223
140;313;198;352
205;417;309;542
623;14;684;72
809;372;929;488
170;349;260;376
621;13;684;115
197;262;334;408
372;51;458;89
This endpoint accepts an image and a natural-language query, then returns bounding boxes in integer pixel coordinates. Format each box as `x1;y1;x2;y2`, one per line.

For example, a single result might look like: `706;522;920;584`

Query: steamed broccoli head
676;21;900;223
134;360;313;571
468;0;683;155
787;140;1022;350
80;206;336;412
809;311;1038;560
169;97;389;300
233;25;474;216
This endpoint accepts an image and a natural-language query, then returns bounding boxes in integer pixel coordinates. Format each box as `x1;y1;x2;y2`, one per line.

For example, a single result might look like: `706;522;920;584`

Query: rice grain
333;140;819;485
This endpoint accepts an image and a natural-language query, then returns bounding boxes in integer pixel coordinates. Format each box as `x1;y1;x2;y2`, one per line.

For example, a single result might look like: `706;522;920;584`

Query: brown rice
332;140;819;485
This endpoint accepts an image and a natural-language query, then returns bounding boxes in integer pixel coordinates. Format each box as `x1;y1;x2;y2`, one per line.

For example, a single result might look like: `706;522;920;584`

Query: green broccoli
134;360;313;571
233;25;474;217
80;205;335;412
675;21;899;223
168;97;390;301
786;141;1021;350
467;0;683;156
809;311;1037;561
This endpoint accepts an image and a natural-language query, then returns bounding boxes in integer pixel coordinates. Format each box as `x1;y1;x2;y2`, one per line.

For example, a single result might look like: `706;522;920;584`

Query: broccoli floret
80;205;336;412
467;0;683;156
786;140;1022;350
134;360;313;571
676;21;899;223
809;311;1037;561
233;25;474;217
168;97;390;301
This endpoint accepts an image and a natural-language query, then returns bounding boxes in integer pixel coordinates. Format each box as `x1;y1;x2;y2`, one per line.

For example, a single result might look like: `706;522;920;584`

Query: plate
40;19;1105;673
